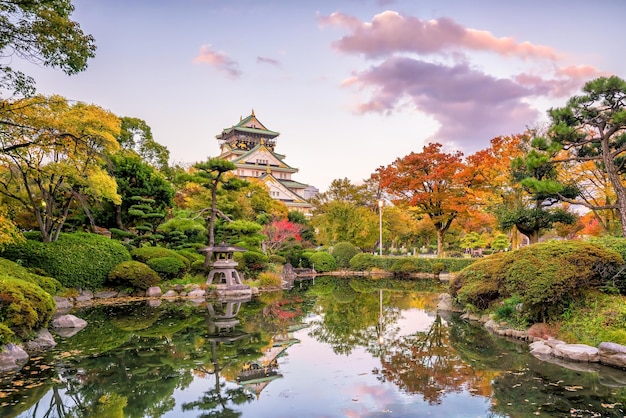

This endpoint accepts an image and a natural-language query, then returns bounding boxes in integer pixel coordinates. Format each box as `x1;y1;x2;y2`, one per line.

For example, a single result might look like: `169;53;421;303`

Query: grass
555;290;626;346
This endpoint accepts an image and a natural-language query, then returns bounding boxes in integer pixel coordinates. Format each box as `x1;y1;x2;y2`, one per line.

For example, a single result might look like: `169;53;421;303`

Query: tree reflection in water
1;278;625;417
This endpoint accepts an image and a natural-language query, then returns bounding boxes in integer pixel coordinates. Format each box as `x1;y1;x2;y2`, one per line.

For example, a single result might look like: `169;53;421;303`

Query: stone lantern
199;242;251;298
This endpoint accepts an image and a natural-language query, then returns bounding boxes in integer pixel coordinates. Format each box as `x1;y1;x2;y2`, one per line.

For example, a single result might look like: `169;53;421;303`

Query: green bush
176;249;204;264
310;251;336;272
130;246;191;268
107;261;161;290
0;258;62;295
332;242;361;269
349;253;378;271
0;277;55;339
240;251;269;275
146;257;188;280
1;233;131;290
451;240;624;322
268;254;286;265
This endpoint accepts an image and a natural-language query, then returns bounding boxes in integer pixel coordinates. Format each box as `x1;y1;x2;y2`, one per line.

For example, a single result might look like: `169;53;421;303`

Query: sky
13;0;626;192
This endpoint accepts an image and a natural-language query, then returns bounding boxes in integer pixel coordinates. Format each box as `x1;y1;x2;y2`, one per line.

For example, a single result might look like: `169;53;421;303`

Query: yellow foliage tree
0;95;121;242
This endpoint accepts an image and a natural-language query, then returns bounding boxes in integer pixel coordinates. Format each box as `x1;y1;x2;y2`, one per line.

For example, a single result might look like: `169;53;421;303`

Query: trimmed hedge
146;257;188;280
1;233;131;290
310;252;336;273
0;276;55;341
332;242;361;269
348;253;476;273
107;261;161;290
450;240;624;322
130;246;191;268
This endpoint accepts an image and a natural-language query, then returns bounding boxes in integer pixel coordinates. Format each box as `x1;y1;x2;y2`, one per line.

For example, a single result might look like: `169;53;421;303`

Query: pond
1;277;626;417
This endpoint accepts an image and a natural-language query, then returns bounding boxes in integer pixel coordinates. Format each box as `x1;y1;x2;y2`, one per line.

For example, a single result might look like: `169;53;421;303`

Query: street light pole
378;199;383;257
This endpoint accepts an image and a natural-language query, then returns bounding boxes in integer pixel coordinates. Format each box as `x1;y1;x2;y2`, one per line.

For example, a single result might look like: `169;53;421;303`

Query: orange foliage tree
374;143;472;257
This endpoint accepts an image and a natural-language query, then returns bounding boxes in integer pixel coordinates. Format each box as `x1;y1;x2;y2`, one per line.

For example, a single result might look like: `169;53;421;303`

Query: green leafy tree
548;76;626;236
312;178;380;250
0;0;95;96
117;117;170;171
497;136;578;243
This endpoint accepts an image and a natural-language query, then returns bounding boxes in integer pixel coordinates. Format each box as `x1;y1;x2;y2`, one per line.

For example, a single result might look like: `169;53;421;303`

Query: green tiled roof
279;179;309;188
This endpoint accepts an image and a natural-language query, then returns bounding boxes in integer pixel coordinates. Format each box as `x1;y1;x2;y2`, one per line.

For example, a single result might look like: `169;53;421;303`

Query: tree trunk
602;140;626;237
436;229;445;258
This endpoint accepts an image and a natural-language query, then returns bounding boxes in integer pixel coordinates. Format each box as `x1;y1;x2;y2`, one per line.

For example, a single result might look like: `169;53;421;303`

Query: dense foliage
1;233;131;290
0;277;55;342
450;240;624;323
331;241;361;269
107;260;161;290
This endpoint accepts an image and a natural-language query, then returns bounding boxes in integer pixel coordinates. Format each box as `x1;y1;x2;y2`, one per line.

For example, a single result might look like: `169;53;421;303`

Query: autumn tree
548;76;626;236
375;143;472;257
0;0;95;96
0;95;120;242
261;218;302;255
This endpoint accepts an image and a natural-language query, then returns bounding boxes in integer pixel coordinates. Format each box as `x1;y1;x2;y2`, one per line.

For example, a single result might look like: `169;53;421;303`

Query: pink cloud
320;11;559;61
347;57;540;153
193;45;241;78
514;65;608;97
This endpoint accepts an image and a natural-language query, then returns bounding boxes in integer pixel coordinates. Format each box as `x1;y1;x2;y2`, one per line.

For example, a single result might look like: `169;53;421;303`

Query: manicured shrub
331;242;361;269
130;246;190;268
349;253;378;271
146;257;188;280
0;277;55;339
309;251;336;273
451;240;624;322
268;254;286;265
0;258;62;295
240;251;269;275
258;271;282;288
107;261;161;290
1;233;131;290
177;249;204;264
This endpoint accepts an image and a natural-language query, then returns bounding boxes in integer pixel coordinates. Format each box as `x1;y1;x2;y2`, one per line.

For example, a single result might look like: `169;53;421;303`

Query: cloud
322;10;608;154
257;56;281;67
320;11;559;61
346;57;539;153
193;45;242;78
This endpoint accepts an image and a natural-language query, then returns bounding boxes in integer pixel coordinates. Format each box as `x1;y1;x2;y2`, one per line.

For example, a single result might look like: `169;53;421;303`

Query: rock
53;296;73;312
162;290;178;298
188;289;206;298
23;329;57;352
173;284;185;292
436;293;453;311
529;340;552;357
0;344;29;372
94;290;119;299
483;319;499;332
598;342;626;369
544;338;567;348
552;343;599;363
146;286;162;297
75;290;94;303
147;299;162;307
51;314;87;330
528;323;558;340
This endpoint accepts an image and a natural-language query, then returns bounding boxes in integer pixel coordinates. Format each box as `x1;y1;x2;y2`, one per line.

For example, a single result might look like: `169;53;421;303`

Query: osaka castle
216;110;317;214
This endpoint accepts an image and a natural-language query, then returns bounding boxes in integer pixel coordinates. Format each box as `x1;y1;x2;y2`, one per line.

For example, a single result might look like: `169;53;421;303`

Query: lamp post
378;199;383;256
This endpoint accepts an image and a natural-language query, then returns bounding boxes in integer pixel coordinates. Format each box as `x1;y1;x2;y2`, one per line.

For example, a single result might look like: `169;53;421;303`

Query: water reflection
0;277;625;417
